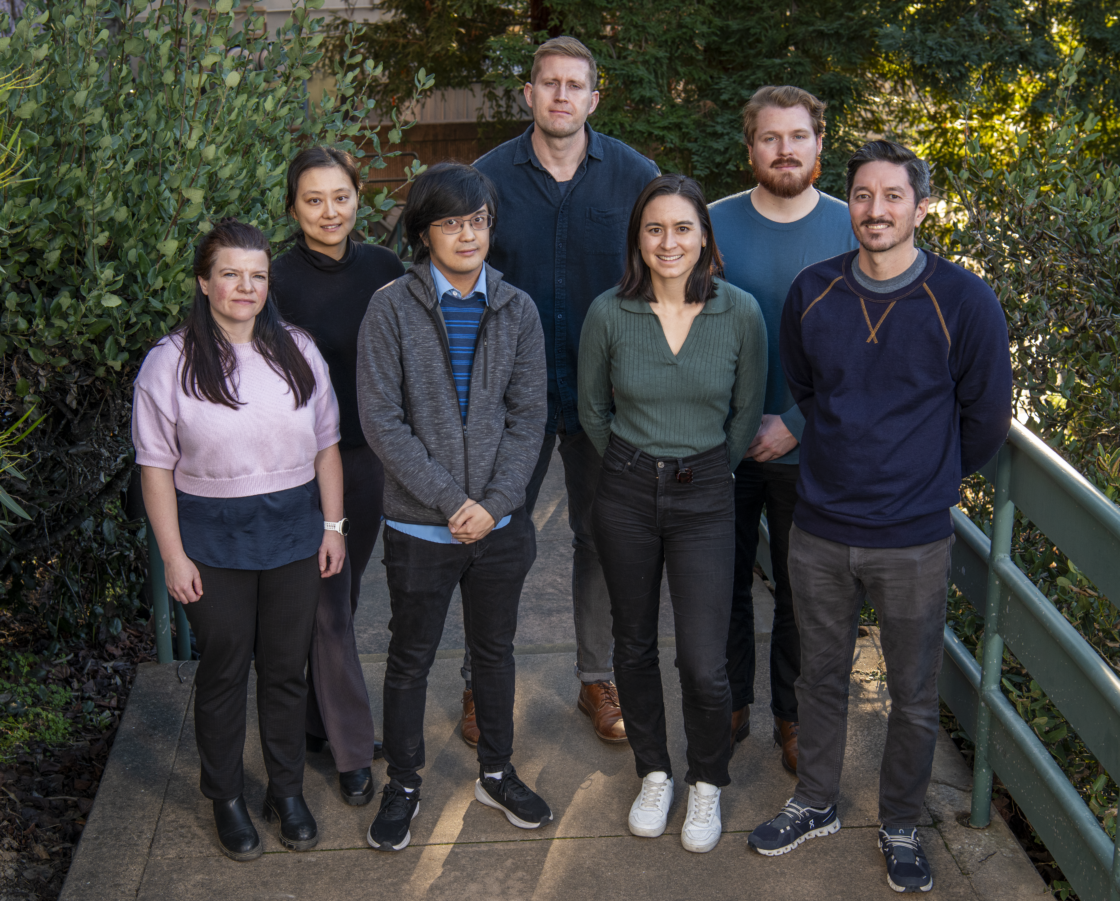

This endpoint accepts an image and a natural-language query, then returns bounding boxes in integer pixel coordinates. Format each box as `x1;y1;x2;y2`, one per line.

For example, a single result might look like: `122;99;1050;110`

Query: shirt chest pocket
586;207;629;256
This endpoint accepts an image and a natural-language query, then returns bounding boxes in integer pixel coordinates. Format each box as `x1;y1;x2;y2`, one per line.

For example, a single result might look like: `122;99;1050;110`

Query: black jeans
381;510;536;788
726;459;800;721
592;436;736;787
462;424;613;684
183;554;321;800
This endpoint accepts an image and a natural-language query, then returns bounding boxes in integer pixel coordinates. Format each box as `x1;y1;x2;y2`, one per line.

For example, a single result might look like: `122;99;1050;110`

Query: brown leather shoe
577;680;628;743
460;689;480;748
730;706;750;756
774;717;799;774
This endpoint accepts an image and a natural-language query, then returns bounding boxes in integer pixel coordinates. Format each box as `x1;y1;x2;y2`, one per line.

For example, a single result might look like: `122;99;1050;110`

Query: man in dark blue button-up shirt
470;36;659;744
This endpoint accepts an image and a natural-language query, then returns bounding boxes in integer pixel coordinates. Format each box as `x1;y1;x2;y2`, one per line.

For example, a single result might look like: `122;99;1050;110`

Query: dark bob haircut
403;162;498;263
618;174;722;305
846;140;931;205
285;145;362;217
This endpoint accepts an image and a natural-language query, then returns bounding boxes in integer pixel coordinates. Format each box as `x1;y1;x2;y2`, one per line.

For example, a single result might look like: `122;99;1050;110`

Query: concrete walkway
61;454;1047;900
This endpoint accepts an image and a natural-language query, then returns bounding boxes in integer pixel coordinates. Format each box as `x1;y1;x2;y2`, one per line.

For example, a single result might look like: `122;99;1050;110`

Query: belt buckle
676;467;694;484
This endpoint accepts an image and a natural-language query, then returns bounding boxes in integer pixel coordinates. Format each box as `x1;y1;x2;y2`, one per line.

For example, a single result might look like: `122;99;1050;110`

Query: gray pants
788;524;952;826
463;425;613;684
305;444;382;773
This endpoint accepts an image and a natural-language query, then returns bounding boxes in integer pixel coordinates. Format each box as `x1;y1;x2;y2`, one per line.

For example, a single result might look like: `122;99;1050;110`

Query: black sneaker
879;826;933;893
747;797;840;856
474;763;553;829
366;780;420;851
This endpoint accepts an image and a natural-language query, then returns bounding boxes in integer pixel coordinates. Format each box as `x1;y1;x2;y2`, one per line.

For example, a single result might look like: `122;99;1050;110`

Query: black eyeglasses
433;214;494;235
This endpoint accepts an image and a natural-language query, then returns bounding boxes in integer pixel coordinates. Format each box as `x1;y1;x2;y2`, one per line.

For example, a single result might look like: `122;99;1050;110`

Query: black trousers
306;444;383;772
726;459;801;721
183;554;321;800
381;510;536;789
592;436;736;787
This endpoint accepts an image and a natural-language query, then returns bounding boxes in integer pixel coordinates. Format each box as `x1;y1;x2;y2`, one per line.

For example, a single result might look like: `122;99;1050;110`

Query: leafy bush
935;56;1120;867
0;0;430;640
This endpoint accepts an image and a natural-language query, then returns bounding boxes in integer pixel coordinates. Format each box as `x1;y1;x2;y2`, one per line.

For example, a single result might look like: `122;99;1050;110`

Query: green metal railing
147;523;191;664
755;419;1120;900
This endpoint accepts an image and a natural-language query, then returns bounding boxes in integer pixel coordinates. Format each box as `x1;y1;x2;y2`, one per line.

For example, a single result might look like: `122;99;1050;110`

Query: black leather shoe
340;767;374;806
213;795;262;861
262;790;318;850
373;739;384;760
306;733;328;753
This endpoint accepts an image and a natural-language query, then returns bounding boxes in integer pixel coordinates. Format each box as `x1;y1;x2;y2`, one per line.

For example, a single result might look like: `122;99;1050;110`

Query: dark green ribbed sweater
577;279;768;464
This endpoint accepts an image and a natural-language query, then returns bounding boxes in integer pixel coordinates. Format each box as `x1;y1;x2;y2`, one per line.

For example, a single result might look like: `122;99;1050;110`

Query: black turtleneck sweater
272;235;405;447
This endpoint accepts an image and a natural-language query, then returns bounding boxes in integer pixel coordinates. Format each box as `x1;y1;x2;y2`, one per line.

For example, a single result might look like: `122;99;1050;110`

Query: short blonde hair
530;36;598;88
741;85;827;147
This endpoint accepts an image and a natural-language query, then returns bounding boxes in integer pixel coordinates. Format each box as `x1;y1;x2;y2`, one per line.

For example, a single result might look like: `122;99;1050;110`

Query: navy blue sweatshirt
779;250;1012;547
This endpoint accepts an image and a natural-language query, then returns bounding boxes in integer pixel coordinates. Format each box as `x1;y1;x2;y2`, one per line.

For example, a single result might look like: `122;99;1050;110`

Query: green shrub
936;55;1120;850
0;0;431;639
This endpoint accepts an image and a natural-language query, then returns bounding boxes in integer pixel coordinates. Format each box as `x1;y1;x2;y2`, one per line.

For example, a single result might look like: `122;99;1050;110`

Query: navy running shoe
879;826;933;893
747;797;840;856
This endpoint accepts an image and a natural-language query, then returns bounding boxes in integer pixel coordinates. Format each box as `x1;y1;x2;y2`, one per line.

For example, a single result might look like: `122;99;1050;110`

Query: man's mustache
770;157;802;168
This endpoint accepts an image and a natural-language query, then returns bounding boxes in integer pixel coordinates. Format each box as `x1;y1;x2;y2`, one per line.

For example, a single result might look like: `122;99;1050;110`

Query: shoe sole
460;725;479;749
367;803;419;852
474;780;551;829
629;820;668;838
341;785;375;807
217;838;263;862
577;695;629;743
681;830;722;853
262;802;319;851
749;817;840;856
886;875;933;894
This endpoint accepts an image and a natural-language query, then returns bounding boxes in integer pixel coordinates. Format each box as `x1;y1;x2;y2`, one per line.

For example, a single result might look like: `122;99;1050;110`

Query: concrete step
61;641;1046;900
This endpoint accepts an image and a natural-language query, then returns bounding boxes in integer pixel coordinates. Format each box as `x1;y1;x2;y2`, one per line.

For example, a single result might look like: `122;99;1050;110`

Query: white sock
484;771;504;781
401;785;415;793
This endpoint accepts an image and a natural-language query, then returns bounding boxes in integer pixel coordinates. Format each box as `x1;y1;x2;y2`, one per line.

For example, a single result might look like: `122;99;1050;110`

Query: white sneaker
628;771;674;837
680;782;722;853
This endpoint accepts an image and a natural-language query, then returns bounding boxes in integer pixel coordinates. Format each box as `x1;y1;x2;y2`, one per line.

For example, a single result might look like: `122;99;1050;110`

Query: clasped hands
449;498;496;544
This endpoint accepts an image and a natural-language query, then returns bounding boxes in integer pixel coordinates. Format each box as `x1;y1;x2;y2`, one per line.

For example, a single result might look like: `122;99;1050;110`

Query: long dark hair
618;174;722;305
177;218;316;410
402;161;497;264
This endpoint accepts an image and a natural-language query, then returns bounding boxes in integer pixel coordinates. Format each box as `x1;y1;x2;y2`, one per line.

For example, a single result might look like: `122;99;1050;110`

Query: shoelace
881;829;921;862
495;769;534;801
777;798;812;823
600;681;621;708
689;790;718;825
638;779;669;810
381;784;417;817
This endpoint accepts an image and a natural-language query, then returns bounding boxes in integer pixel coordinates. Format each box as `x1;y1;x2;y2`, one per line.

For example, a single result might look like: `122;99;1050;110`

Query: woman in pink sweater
132;219;346;861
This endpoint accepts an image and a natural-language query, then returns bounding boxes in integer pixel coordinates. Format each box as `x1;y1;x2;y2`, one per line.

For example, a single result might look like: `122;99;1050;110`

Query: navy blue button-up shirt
475;124;659;434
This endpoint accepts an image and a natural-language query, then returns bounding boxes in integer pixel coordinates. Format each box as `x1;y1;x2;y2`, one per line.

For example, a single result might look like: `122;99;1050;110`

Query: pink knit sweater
132;331;341;498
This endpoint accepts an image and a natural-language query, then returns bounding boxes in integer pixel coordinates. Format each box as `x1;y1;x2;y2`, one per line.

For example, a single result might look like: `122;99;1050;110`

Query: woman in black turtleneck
272;146;404;807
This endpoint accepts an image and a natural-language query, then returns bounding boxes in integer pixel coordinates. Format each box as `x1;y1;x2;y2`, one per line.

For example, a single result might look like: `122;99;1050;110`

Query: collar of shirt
513;123;605;171
430;260;489;306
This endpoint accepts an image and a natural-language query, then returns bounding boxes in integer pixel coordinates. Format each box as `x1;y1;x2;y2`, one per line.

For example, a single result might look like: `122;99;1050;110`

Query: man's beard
752;156;822;198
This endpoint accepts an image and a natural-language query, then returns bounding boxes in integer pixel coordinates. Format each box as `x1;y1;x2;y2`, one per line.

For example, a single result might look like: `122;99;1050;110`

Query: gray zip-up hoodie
356;261;546;526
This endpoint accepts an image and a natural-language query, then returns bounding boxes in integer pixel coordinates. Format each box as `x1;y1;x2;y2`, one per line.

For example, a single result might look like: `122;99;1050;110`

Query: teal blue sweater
578;279;767;465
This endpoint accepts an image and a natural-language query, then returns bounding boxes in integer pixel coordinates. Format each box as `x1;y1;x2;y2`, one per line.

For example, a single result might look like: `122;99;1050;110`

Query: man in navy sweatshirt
746;140;1012;895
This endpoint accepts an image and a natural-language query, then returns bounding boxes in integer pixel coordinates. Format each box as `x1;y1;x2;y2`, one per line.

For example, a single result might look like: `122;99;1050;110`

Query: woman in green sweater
578;174;767;854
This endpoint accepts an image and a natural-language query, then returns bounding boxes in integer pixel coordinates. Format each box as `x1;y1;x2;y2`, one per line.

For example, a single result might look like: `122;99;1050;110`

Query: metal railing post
146;519;173;665
970;444;1014;827
1112;835;1120;901
173;601;191;661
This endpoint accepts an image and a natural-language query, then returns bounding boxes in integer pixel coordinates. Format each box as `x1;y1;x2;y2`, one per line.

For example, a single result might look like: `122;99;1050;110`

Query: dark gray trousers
305;444;382;772
788;524;952;826
184;554;321;800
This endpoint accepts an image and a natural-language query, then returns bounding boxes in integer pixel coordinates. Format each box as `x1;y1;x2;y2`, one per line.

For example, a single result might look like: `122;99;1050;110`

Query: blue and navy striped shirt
433;263;488;423
385;261;510;544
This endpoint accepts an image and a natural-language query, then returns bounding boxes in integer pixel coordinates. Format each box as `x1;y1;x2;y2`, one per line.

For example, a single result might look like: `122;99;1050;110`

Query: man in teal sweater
708;86;858;775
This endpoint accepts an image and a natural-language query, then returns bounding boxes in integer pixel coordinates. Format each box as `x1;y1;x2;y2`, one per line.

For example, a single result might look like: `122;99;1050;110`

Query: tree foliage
0;0;429;639
344;0;1119;200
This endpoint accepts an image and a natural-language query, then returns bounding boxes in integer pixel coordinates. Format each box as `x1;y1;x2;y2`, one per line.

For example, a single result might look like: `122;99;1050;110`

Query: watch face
339;518;350;537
